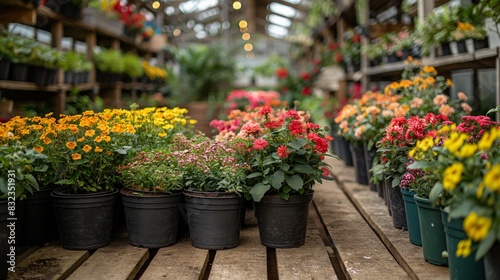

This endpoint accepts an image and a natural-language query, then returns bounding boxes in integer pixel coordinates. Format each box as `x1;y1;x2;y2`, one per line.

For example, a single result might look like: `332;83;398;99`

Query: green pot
441;210;485;280
401;188;421;246
414;195;448;266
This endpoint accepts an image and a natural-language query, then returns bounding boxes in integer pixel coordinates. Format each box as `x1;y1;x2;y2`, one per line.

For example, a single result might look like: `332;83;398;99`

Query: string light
246;52;255;59
233;1;242;10
173;29;181;36
242;33;250;40
244;43;253;51
152;1;160;9
239;20;248;29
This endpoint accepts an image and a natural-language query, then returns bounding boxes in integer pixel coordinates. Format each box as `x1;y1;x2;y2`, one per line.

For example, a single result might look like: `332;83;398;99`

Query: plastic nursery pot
401;188;421;246
254;191;313;248
350;142;369;185
388;185;407;230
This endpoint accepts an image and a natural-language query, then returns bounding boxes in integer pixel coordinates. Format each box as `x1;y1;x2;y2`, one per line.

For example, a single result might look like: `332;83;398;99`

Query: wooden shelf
0;80;64;92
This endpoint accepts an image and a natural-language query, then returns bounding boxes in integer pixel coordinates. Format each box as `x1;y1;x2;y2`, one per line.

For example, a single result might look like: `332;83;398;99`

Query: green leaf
293;164;315;174
407;161;432;170
269;170;285;189
246;172;262;179
289;138;307;150
475;231;496;260
449;199;474;219
250;183;271;202
286;175;303;191
391;176;401;188
280;163;290;171
429;182;443;205
263;158;279;166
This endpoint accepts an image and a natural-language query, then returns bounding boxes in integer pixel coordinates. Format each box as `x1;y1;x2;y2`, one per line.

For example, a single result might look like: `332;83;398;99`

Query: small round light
239;20;248;29
173;29;181;36
242;33;250;40
152;1;160;9
246;52;255;59
240;27;248;33
244;43;253;51
233;1;242;10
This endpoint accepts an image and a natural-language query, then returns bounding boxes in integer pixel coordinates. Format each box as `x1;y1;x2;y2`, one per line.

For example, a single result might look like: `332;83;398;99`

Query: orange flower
33;146;44;153
71;153;82;160
461;103;472;114
66;142;77;150
43;137;52;145
433;94;448;106
439;104;455;116
77;137;86;142
94;136;103;143
94;146;103;153
82;144;92;153
85;130;95;137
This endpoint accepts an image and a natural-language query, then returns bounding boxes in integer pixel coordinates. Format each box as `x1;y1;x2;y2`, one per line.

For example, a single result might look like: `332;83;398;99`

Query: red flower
252;139;269;150
275;68;288;79
353;34;361;43
306;122;320;130
302;87;312;96
335;52;343;63
282;110;300;120
300;72;311;81
289;120;305;136
328;42;339;50
258;106;273;116
264;119;284;129
277;145;290;158
322;167;330;176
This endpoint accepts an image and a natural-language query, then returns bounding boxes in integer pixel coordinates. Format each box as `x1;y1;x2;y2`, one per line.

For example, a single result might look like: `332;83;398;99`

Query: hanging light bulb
239;20;248;29
233;1;242;10
242;33;250;40
244;43;253;51
152;1;160;9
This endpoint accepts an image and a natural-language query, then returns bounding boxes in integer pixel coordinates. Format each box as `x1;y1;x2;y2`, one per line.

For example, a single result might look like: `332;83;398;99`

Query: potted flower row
0;31;64;86
61;51;92;85
362;30;416;67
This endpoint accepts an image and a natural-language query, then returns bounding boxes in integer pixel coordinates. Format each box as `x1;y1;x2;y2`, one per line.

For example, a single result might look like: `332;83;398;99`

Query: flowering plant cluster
339;30;361;68
373;113;451;187
274;60;322;106
408;116;500;260
113;2;146;31
118;150;183;193
0;107;196;193
228;107;333;202
384;58;470;122
223;90;285;115
320;41;343;67
171;134;249;194
142;62;167;81
334;91;406;149
453;21;487;41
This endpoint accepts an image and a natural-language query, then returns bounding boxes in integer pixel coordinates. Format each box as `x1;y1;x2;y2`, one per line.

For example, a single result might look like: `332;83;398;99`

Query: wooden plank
314;163;410;279
0;7;36;25
141;237;208;280
9;244;89;280
337;173;450;279
276;225;337;280
209;210;267;280
67;237;148;280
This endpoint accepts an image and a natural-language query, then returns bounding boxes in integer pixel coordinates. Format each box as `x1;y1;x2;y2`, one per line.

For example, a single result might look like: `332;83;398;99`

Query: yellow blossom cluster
142;61;168;80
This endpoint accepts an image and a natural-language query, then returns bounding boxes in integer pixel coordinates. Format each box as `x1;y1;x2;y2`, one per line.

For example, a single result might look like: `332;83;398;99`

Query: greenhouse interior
1;0;499;279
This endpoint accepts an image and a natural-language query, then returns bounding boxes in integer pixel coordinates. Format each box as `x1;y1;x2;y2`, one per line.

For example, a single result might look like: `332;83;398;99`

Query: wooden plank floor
7;158;451;280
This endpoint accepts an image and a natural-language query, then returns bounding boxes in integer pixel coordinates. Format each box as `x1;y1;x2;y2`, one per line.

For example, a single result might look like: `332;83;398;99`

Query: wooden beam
0;7;36;25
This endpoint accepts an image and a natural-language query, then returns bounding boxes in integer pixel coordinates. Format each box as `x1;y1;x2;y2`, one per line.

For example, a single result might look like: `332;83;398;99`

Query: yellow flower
478;130;495;151
456;238;472;258
66;142;77;150
442;162;464;191
457;144;477;158
463;212;492;242
94;136;103;143
103;136;111;142
94;146;103;153
483;164;500;192
444;133;468;155
71;153;82;160
85;130;95;137
77;137;86;142
158;132;167;138
43;137;52;145
82;144;92;153
33;146;44;153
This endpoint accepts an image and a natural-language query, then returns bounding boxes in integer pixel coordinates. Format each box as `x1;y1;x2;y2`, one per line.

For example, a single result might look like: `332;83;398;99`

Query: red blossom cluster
456;115;499;142
381;113;450;147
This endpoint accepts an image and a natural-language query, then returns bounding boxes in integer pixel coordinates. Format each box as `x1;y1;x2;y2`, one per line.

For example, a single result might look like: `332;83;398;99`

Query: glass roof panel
267;14;292;27
179;0;218;14
268;2;297;18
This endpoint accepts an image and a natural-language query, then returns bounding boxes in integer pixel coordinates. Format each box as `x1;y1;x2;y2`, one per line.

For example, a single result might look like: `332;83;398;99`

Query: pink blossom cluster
224;90;282;113
456;115;499;142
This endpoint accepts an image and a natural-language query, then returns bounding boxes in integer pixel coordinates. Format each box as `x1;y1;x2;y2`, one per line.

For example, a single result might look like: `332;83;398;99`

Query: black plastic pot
9;63;29;82
438;43;452;57
388;185;407;230
64;71;74;84
51;187;117;250
387;54;399;63
350;142;369;185
184;191;244;250
27;65;48;86
376;181;384;198
485;242;500;280
45;69;57;85
121;189;182;248
455;40;468;54
474;38;489;51
0;59;10;80
363;142;377;192
19;187;59;246
254;191;313;248
337;137;353;166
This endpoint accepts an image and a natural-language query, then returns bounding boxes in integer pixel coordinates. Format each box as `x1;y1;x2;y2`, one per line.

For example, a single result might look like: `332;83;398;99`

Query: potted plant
94;49;125;83
118;150;183;248
239;107;333;248
0;32;34;82
122;53;144;83
0;142;46;279
474;0;500;48
339;30;361;72
26;44;63;86
172;133;249;250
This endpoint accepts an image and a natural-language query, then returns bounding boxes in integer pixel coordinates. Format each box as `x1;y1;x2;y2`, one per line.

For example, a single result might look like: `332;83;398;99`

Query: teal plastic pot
441;210;485;280
414;195;448;266
485;242;500;280
401;188;421;246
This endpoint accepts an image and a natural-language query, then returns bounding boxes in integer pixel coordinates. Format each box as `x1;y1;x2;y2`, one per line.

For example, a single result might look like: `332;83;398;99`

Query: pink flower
433;94;448;106
458;92;468;101
240;122;263;135
258;106;273;116
277;145;290;158
252;139;269;150
461;103;472;114
439;104;455;116
410;98;423;108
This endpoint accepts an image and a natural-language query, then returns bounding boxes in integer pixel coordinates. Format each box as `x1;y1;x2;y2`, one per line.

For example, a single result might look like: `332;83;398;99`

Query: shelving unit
0;0;161;117
310;0;499;120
